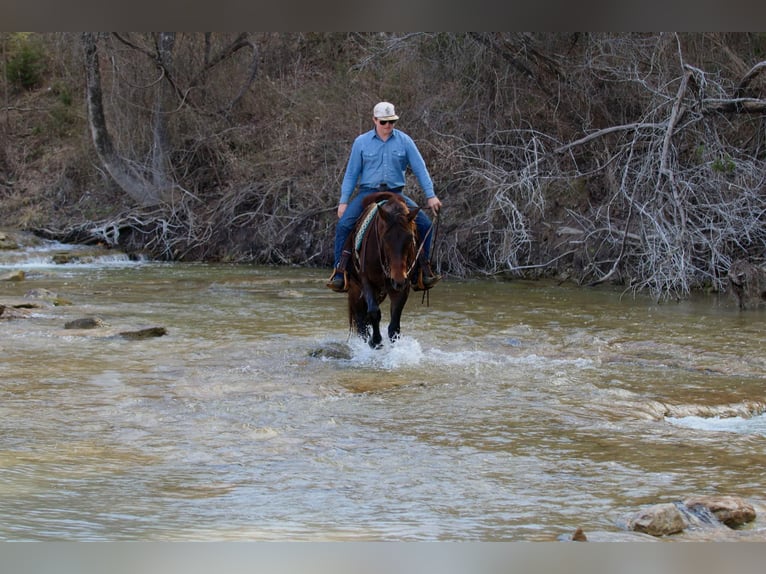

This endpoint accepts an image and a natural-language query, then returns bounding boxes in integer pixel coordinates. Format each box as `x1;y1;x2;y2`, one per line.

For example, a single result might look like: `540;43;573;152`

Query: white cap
373;101;399;121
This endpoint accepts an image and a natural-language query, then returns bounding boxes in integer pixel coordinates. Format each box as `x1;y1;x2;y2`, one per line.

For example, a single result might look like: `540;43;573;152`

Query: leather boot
326;249;351;292
412;252;441;291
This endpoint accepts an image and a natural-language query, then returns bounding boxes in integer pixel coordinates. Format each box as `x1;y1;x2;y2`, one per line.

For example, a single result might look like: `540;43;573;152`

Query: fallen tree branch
702;98;766;114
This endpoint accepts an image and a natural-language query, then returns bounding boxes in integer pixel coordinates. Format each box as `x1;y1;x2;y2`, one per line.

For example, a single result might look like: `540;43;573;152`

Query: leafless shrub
450;33;766;300
6;33;766;302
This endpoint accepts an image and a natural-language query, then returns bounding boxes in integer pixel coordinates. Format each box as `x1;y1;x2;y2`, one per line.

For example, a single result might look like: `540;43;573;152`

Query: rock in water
309;342;352;360
0;270;25;281
683;495;756;528
65;317;104;329
118;327;167;340
628;503;686;536
572;527;588;541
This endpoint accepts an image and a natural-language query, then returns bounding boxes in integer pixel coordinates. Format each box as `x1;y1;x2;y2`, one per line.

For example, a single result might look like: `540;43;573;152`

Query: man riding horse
327;101;442;293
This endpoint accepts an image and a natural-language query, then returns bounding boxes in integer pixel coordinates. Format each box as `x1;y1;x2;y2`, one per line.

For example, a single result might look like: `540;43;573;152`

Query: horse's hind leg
355;310;370;340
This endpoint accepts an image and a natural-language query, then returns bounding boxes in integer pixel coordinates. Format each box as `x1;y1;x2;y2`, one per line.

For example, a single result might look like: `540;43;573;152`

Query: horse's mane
354;192;415;248
362;191;403;206
359;192;412;222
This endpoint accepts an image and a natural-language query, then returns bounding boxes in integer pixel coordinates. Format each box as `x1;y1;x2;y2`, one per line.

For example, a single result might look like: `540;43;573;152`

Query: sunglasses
378;119;397;125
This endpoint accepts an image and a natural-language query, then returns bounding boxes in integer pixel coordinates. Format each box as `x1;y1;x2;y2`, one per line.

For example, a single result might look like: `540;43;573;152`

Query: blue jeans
333;188;434;267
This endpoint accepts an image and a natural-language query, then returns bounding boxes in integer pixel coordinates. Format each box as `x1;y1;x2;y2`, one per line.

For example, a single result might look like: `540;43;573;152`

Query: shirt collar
371;128;396;141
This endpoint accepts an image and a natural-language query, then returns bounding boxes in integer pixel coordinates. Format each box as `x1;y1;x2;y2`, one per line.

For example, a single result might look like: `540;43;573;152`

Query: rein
417;210;440;306
407;209;440;278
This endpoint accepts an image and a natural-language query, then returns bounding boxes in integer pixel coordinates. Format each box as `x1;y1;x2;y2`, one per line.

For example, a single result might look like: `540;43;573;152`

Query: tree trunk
151;32;175;195
81;32;166;206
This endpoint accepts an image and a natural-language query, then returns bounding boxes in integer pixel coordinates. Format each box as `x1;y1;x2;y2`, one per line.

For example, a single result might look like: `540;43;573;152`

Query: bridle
376;209;417;283
356;200;416;284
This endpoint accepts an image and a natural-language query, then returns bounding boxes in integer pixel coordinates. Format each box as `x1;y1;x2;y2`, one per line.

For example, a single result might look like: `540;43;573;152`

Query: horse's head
377;197;419;291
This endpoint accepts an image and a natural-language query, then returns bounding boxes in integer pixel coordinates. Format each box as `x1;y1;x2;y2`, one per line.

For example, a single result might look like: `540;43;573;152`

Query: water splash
347;335;424;370
0;236;146;269
667;413;766;436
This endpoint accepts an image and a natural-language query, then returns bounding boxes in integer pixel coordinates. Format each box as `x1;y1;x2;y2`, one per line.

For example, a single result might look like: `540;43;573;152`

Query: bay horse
346;192;420;348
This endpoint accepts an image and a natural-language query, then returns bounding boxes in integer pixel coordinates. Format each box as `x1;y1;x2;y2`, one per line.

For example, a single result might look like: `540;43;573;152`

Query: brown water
1;235;765;541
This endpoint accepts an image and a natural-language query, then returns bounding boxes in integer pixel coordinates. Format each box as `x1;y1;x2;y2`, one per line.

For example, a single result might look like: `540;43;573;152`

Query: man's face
375;117;396;136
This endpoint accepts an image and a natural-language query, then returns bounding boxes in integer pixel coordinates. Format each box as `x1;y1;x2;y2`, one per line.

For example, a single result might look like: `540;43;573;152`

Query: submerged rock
118;326;167;340
309;342;352;360
24;288;72;306
0;232;19;250
276;289;303;298
64;317;105;329
52;252;80;264
58;325;167;339
1;270;25;281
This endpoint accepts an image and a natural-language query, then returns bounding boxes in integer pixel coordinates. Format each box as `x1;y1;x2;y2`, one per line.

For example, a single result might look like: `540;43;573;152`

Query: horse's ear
407;207;420;222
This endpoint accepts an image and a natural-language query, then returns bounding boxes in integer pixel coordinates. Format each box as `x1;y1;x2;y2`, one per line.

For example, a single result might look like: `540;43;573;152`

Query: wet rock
64;317;105;329
571;527;587;541
0;304;31;320
1;270;25;281
118;326;167;340
309;342;352;360
0;297;46;310
684;495;756;528
0;232;19;250
52;252;80;264
628;502;686;536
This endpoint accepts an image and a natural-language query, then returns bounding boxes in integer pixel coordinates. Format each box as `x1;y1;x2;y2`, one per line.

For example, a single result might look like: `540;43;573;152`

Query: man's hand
337;203;348;218
427;196;442;214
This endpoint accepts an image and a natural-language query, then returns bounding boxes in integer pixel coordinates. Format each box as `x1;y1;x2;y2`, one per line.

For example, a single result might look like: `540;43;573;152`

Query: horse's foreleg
368;306;383;348
387;289;410;342
362;281;383;348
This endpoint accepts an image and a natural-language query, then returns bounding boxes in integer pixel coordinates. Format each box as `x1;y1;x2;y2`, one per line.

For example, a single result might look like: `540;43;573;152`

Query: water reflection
1;235;765;541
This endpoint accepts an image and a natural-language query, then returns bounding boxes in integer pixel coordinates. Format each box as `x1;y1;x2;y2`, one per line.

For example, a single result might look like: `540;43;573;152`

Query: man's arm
404;135;435;199
339;137;364;204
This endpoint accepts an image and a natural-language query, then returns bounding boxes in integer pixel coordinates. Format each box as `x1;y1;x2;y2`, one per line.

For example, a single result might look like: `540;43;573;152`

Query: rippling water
1;233;765;541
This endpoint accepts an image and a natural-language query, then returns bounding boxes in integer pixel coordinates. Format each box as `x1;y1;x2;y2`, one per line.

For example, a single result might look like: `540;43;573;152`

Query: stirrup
326;270;349;293
412;268;441;292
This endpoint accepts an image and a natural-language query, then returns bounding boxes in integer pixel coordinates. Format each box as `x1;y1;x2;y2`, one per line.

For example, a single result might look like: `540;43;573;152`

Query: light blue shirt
339;128;435;204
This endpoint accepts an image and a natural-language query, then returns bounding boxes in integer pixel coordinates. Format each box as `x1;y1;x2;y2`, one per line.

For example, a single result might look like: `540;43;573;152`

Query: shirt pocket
362;150;379;167
392;148;407;169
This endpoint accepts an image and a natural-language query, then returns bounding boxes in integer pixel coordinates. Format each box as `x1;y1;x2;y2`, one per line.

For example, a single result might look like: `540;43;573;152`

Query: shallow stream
1;233;765;541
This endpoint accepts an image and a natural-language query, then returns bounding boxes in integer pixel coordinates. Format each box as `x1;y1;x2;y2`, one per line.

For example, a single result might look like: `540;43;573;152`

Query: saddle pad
354;200;387;253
